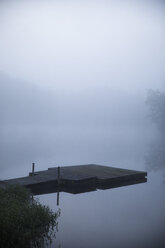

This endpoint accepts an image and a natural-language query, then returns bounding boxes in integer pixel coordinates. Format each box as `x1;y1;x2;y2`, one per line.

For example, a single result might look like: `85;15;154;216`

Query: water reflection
32;176;147;207
38;171;165;248
145;90;165;172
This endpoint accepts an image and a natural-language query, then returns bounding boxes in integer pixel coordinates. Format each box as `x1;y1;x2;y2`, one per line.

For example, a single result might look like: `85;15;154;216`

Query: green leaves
0;185;59;248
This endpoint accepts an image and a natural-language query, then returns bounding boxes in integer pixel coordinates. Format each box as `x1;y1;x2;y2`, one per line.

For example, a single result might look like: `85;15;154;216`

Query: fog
1;1;165;247
145;90;165;171
0;0;164;92
1;72;151;177
1;0;165;178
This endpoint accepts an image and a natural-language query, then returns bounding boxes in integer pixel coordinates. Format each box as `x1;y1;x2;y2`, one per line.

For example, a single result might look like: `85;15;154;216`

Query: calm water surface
2;126;164;248
38;166;165;248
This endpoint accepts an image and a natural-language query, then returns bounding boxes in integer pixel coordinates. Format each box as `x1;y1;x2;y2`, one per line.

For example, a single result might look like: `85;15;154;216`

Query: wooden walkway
2;164;147;195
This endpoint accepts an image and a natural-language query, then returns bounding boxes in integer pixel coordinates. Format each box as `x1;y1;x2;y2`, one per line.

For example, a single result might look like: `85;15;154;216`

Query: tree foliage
0;185;60;248
146;89;165;131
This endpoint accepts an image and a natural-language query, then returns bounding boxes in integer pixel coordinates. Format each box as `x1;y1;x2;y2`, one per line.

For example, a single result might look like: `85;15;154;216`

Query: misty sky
0;0;165;177
0;0;165;92
1;2;165;247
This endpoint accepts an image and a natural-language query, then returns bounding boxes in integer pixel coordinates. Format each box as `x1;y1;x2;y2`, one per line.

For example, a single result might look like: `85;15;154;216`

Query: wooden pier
2;164;147;195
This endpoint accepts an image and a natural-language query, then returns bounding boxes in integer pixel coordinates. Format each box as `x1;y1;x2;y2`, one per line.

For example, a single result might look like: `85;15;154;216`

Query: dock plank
2;164;147;195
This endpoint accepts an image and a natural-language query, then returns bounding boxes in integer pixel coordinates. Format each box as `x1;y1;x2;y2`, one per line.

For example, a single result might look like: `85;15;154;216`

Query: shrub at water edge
0;185;60;248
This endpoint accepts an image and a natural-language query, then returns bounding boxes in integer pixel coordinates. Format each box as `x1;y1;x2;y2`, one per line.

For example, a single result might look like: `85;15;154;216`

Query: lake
38;170;165;248
36;127;165;248
1;125;165;248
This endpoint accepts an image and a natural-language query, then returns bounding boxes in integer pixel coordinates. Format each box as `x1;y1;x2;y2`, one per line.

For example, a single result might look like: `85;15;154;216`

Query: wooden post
57;166;60;185
57;166;60;206
57;191;59;206
32;162;35;176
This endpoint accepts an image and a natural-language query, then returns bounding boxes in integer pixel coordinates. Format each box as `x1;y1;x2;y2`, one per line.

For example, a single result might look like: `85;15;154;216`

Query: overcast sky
0;0;164;92
0;0;165;176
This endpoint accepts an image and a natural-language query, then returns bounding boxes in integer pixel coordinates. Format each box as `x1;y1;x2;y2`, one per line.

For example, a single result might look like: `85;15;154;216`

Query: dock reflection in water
34;177;147;206
29;164;147;206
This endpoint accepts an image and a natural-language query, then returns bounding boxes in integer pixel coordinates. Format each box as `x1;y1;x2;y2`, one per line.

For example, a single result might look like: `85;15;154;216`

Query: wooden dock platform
2;164;147;195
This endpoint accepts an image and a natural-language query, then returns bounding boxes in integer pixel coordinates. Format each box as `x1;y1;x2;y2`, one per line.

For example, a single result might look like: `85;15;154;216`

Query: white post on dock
32;162;35;176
